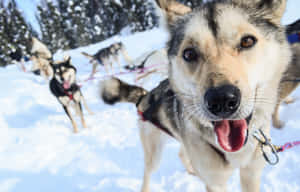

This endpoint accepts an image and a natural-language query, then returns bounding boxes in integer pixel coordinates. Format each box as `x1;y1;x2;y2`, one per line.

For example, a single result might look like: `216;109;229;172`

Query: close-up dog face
164;0;291;152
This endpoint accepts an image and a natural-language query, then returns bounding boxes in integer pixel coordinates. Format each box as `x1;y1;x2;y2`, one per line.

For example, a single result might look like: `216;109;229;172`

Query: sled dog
50;56;93;133
101;0;291;191
30;37;53;80
81;42;132;76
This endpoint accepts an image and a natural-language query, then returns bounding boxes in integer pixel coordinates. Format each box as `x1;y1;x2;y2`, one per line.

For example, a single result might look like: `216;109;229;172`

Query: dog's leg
283;96;296;104
81;94;94;115
112;55;121;71
121;49;133;66
90;61;98;77
240;150;265;192
139;121;166;192
179;146;195;176
272;102;284;129
77;102;87;129
63;106;79;133
73;92;88;128
102;59;111;74
272;82;299;128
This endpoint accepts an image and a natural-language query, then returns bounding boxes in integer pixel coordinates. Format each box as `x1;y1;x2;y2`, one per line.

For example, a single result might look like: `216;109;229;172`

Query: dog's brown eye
183;48;198;62
240;35;257;49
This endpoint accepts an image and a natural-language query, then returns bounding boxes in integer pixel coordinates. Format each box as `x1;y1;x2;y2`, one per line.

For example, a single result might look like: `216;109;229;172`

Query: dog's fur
81;42;132;76
272;19;300;128
101;0;292;191
30;37;53;80
50;56;93;133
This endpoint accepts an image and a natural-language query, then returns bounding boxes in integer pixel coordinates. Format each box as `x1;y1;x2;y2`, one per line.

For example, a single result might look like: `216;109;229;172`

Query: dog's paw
283;97;296;105
272;120;285;129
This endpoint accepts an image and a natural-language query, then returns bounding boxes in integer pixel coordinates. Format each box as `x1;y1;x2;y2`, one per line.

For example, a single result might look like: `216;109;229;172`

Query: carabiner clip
253;129;279;165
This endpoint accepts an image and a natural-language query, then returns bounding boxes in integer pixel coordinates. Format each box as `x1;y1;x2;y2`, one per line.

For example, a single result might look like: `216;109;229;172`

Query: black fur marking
168;17;190;56
141;80;175;137
205;2;218;38
32;69;41;76
257;0;274;9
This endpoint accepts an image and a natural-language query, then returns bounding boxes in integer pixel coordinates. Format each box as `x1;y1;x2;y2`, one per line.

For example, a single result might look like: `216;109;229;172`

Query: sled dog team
11;0;300;191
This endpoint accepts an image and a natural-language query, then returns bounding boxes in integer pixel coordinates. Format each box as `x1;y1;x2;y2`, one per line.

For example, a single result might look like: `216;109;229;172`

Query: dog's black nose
204;85;241;118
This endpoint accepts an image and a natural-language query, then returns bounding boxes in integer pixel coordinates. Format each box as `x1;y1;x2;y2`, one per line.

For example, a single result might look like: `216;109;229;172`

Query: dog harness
63;83;81;101
64;89;74;100
136;85;175;138
138;110;174;137
287;33;300;44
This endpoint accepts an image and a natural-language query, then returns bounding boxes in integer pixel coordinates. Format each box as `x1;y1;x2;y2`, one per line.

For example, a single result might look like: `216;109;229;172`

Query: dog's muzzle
204;84;241;118
204;85;252;152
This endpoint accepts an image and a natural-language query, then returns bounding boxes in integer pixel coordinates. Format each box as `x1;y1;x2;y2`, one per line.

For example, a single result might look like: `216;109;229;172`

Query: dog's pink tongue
63;82;70;89
214;119;247;152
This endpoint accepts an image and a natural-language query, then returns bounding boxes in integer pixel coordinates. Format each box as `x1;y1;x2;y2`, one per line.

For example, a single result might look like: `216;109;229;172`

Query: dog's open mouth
213;114;252;152
63;81;71;89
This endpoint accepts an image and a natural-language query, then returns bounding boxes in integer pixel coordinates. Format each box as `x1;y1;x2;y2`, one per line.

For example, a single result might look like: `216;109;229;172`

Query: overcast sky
15;0;300;33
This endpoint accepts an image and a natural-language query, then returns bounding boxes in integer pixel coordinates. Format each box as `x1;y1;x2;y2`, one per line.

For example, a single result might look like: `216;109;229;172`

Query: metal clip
253;129;279;165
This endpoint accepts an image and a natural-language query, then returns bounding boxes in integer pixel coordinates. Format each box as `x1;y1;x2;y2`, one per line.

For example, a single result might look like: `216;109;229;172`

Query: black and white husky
101;0;292;191
81;42;132;76
50;56;93;133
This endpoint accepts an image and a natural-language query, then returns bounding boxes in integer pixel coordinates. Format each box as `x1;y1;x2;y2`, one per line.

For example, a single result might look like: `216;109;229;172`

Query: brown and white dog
101;0;292;191
30;37;53;80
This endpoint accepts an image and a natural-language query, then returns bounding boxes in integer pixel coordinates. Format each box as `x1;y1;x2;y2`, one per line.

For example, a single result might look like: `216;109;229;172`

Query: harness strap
287;33;300;44
276;140;300;152
64;90;74;100
138;110;174;137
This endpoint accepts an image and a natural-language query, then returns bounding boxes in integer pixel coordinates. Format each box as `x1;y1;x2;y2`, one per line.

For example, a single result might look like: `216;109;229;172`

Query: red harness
138;110;174;137
64;90;74;100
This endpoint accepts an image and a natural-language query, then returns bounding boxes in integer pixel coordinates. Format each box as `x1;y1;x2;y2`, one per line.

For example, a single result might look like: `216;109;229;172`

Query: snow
1;25;300;192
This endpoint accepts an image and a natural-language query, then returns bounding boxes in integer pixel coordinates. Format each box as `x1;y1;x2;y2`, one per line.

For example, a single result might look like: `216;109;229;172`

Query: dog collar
287;33;300;44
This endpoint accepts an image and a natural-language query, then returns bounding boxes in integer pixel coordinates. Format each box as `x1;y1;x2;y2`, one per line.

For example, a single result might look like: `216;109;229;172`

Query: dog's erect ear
233;0;287;25
64;55;71;63
155;0;192;24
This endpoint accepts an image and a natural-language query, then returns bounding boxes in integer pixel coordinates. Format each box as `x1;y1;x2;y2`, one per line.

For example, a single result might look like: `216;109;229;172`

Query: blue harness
287;33;300;44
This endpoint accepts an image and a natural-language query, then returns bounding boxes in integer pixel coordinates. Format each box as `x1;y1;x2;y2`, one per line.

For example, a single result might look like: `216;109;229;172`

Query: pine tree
67;0;91;47
0;2;12;66
126;0;158;32
0;0;33;66
7;0;32;56
35;0;160;52
37;0;65;52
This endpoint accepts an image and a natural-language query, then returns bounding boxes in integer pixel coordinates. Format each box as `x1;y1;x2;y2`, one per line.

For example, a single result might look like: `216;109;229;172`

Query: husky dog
272;19;300;128
30;37;53;80
101;0;291;191
50;56;93;133
81;42;132;76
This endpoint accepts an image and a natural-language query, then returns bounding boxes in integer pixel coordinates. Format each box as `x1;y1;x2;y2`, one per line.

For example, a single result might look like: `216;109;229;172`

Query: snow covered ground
1;25;300;192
